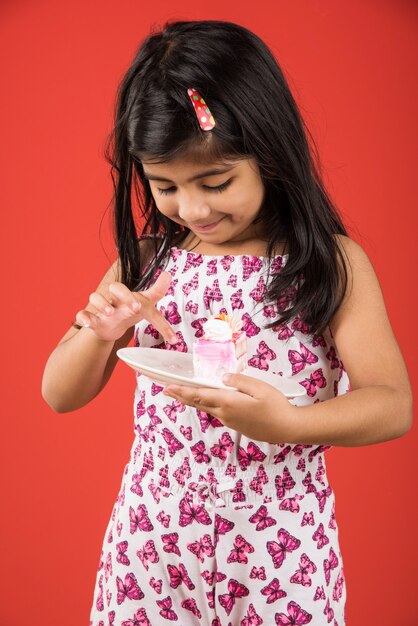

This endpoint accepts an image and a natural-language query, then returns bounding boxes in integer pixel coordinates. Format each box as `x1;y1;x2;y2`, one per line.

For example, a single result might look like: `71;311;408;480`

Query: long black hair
104;19;348;336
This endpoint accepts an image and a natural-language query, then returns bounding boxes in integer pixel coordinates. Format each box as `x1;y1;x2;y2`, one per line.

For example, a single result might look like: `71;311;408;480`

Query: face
141;155;266;246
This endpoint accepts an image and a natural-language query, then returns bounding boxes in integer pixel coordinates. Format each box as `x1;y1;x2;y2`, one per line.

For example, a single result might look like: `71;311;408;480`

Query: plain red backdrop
1;1;417;624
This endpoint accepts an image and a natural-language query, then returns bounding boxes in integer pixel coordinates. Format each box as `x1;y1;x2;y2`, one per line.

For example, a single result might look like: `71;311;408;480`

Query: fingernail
167;334;177;344
105;306;113;315
83;321;90;328
132;302;141;312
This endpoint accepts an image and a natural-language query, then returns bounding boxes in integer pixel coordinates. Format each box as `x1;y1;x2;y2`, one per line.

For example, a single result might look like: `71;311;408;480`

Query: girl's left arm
164;236;413;446
293;234;413;446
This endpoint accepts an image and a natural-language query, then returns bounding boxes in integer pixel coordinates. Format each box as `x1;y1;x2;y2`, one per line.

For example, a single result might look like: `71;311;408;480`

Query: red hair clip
187;88;216;131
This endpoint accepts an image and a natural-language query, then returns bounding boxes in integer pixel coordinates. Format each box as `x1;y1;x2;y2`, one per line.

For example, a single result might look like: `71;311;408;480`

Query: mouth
190;217;224;232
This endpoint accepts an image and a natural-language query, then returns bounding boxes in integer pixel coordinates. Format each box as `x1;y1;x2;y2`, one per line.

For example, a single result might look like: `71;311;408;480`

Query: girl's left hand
163;373;298;443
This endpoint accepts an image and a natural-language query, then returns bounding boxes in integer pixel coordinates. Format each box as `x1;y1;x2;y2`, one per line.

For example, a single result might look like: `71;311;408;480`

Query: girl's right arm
42;254;176;413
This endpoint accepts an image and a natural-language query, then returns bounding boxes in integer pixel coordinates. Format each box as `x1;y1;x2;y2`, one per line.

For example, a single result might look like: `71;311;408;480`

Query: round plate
117;347;305;397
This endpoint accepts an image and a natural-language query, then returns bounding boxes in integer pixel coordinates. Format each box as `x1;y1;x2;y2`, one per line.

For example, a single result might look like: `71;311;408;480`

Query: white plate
117;347;305;397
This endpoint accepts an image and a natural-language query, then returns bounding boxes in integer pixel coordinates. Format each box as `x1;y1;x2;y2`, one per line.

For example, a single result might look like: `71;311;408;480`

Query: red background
1;1;417;624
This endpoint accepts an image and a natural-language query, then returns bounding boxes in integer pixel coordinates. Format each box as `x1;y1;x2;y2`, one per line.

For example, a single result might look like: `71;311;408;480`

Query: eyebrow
142;166;236;184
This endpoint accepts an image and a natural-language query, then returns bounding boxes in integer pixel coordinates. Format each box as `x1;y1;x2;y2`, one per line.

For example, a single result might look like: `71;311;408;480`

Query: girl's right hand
74;271;177;343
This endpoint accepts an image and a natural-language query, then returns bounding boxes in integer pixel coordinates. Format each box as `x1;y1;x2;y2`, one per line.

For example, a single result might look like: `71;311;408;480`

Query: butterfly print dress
89;244;348;626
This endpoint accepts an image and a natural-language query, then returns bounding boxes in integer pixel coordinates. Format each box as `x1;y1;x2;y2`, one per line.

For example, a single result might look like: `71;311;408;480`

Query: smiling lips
190;217;224;232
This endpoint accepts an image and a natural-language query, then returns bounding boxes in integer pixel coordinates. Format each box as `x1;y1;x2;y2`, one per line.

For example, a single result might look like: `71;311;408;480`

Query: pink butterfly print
158;464;170;489
250;566;267;580
249;275;266;303
136;392;147;419
108;610;115;626
237;442;267;470
161;532;181;556
324;547;339;585
221;255;235;271
328;502;337;530
141;413;162;443
156;510;171;528
291;318;309;334
308;445;330;463
167;562;195;590
151;382;164;395
260;304;274;319
332;570;345;601
312;334;326;347
249;465;269;494
107;528;113;543
191;440;211;463
203;279;223;309
121;607;151;626
277;286;297;313
275;466;296;499
242;255;263;280
229;288;243;310
326;346;340;369
187;533;215;562
248;340;277;371
249;504;277;531
170;248;183;262
292;443;308;456
267;528;301;568
313;485;332;514
294;456;305;471
96;575;104;611
288;343;318;375
271;256;284;274
117;521;123;537
149;576;163;594
214;513;235;545
161;427;184;456
301;511;315;526
225;463;237;479
191;317;209;338
241;603;263;626
184;252;204;272
143;449;154;471
273;445;292;464
165;277;179;296
207;258;218;275
324;599;334;623
185;299;199;314
116;541;130;566
160;331;188;352
178;496;212;527
156;596;178;621
157;445;166;461
144;323;160;340
200;569;226;587
197;409;223;432
241;312;261;337
290;553;317;587
210;432;234;460
227;273;237;287
182;272;199;296
182;598;202;618
279;494;304;513
273;321;294;341
300;368;327;397
163;399;185;422
160;301;182;325
136;539;159;571
148;481;164;503
177;425;192;441
275;600;313;625
315;458;326;485
260;577;287;604
116;573;144;605
173;458;192;486
218;578;250;616
129;504;153;533
313;585;326;601
227;534;255;564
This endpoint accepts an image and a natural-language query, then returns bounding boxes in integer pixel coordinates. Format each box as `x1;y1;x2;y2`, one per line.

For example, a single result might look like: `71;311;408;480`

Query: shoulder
333;234;378;302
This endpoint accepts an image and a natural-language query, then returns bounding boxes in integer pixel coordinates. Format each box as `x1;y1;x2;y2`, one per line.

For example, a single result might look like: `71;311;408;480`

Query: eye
203;180;232;193
157;186;176;196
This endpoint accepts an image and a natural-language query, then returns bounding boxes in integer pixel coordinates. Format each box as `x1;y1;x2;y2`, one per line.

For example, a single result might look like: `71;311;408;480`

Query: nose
177;191;211;223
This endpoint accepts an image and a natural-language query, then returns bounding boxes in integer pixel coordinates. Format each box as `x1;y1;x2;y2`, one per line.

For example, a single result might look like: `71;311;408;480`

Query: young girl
42;19;412;626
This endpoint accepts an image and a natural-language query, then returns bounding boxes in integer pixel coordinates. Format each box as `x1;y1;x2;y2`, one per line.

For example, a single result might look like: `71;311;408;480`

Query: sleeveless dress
89;244;348;626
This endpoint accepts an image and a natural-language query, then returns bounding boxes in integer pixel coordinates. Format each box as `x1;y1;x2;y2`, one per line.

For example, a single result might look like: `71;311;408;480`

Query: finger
108;282;142;313
75;309;98;328
142;271;172;304
146;308;177;344
221;372;268;397
88;292;115;316
163;385;221;409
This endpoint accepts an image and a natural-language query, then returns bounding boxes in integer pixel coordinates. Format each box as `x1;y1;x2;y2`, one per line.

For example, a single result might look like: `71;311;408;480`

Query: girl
42;20;412;626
